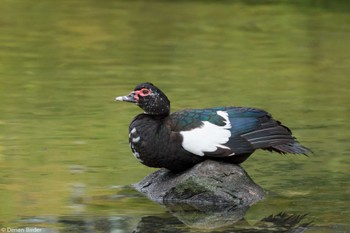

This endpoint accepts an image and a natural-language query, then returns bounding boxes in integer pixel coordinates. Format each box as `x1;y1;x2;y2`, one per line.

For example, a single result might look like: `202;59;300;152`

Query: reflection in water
16;212;310;233
69;183;86;214
133;212;311;233
58;216;131;233
164;202;249;229
14;185;312;232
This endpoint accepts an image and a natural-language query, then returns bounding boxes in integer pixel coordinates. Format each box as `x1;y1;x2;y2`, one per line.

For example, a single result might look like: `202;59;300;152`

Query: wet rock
134;160;264;206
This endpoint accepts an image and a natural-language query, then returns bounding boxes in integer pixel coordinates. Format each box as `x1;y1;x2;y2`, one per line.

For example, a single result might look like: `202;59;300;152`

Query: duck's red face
133;88;151;101
115;82;170;115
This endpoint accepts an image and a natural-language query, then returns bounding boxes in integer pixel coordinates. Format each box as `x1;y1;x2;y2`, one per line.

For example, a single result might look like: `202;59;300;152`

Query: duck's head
115;82;170;116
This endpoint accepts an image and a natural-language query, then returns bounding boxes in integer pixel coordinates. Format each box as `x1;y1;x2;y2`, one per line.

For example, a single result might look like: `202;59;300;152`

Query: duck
115;82;310;172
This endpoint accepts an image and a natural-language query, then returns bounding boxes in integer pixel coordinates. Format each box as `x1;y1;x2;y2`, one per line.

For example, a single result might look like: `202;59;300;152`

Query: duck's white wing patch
129;127;143;163
180;111;232;156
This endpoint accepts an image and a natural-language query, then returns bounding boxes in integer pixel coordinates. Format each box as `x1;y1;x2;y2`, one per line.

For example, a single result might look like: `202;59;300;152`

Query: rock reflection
164;202;249;229
132;215;185;233
132;211;311;233
15;211;310;232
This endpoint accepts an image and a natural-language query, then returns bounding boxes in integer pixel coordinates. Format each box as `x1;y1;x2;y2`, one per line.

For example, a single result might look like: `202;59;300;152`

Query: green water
0;0;349;232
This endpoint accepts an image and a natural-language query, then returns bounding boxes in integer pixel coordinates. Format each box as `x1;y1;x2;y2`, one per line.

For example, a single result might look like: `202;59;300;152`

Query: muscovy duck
116;82;310;172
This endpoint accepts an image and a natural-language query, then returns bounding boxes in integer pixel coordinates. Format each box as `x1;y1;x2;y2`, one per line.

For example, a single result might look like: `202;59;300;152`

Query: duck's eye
139;88;150;96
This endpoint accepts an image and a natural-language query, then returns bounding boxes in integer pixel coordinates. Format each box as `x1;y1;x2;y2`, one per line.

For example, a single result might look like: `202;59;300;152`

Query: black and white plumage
115;82;310;172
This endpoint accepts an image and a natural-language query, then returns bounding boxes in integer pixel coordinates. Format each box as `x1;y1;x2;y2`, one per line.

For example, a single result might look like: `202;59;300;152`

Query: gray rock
133;160;264;206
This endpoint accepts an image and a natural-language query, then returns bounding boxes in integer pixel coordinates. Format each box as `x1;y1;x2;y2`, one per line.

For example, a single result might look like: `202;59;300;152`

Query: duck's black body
116;83;310;172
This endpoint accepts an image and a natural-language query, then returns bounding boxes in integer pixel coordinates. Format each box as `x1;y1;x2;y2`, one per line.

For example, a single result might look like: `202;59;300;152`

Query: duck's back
169;107;309;161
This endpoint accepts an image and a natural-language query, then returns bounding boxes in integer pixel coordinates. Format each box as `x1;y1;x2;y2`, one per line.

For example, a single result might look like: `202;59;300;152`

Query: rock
133;160;264;206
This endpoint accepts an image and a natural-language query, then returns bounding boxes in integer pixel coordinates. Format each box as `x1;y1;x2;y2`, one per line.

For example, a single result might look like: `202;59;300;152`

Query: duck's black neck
143;112;169;119
142;106;170;116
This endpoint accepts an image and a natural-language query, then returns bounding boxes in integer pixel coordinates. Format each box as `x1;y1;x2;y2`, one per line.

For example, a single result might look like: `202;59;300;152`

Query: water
0;0;349;232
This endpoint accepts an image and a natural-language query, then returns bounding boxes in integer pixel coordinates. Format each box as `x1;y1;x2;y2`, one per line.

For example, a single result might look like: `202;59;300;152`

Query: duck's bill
115;92;137;103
